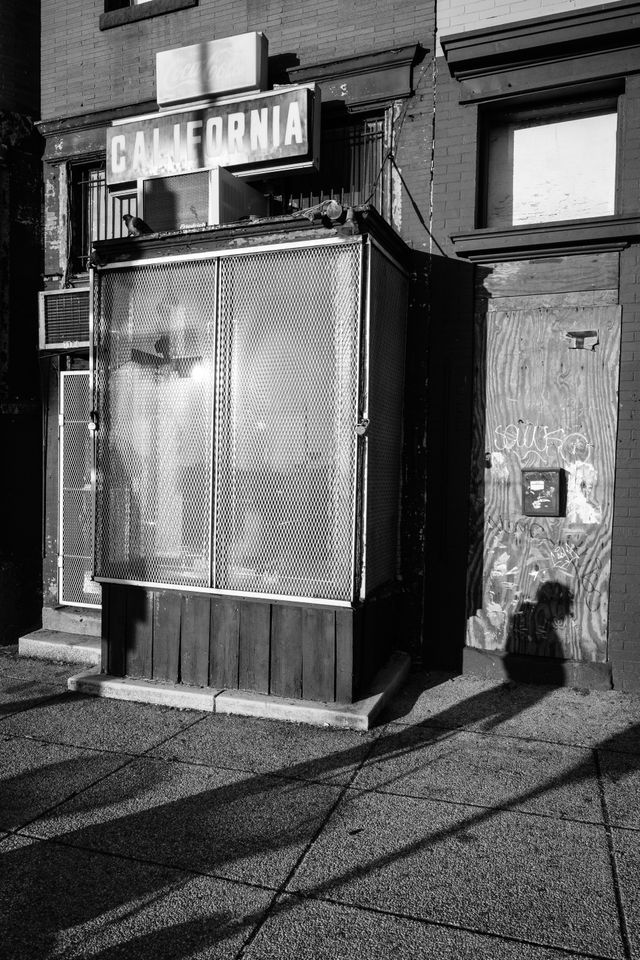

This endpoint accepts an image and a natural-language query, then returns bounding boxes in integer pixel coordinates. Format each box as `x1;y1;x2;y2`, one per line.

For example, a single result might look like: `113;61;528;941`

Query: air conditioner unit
143;167;270;233
38;288;91;351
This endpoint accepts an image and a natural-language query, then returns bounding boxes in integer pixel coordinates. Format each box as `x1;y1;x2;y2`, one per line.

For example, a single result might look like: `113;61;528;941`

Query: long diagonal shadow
1;680;639;959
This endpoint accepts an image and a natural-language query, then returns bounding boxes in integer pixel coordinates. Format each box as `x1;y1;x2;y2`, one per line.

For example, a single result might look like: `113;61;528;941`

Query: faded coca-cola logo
161;43;247;94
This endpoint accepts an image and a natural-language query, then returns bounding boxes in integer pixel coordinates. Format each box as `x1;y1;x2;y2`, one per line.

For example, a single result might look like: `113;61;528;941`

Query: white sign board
107;86;319;185
156;32;268;108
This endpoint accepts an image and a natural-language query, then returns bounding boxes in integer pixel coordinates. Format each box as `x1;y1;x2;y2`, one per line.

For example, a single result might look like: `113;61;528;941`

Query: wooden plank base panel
101;584;400;703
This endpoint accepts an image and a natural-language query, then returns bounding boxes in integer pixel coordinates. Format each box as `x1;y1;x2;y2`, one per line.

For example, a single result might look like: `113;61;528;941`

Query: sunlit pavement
2;643;640;960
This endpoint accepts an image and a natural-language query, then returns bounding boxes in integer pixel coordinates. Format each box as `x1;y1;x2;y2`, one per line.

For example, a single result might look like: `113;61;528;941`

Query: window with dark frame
479;97;619;229
104;0;153;10
101;0;198;25
69;161;137;274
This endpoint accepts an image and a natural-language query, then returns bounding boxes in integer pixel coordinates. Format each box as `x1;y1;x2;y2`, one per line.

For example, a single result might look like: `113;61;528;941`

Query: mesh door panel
60;372;101;606
214;243;362;600
365;246;408;594
95;260;217;586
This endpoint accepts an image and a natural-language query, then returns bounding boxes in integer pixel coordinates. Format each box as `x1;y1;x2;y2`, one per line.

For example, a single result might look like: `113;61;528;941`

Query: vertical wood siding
101;585;394;702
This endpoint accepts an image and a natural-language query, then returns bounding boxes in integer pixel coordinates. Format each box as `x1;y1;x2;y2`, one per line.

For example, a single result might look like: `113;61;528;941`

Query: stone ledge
42;606;101;637
67;651;411;729
68;669;218;711
19;629;101;666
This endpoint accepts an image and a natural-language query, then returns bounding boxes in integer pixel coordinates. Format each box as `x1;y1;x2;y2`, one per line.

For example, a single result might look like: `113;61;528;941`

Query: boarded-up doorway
467;304;621;662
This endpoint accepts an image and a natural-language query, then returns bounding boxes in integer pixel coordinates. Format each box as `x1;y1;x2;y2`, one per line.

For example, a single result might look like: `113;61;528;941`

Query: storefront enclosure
93;223;408;702
95;242;361;602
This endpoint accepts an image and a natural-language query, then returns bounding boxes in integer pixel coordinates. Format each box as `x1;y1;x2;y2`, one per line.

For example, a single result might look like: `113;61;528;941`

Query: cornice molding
450;216;640;261
288;44;424;111
37;101;157;138
441;0;640;81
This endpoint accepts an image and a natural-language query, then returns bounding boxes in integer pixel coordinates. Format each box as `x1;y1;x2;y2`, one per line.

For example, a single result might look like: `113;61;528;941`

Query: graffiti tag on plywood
494;421;592;466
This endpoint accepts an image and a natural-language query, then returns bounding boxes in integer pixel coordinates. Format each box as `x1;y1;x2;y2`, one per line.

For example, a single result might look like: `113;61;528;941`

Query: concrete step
19;628;101;666
42;606;101;637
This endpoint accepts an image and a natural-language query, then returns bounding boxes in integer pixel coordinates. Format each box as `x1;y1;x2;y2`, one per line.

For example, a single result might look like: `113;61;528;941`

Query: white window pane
512;113;617;225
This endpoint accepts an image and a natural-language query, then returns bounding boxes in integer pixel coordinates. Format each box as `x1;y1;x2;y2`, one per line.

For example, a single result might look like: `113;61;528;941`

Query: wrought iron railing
284;117;387;213
71;116;387;272
71;164;137;272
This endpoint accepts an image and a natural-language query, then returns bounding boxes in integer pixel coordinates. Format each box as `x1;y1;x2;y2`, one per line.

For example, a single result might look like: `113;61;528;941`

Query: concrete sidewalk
2;644;640;960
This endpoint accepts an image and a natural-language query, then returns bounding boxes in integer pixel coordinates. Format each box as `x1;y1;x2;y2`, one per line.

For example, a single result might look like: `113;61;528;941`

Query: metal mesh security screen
60;371;101;607
214;242;362;600
364;245;408;594
95;260;217;587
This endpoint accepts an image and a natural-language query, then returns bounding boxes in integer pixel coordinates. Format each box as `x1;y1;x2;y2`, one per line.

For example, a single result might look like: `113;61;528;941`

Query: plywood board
466;305;621;661
477;253;619;298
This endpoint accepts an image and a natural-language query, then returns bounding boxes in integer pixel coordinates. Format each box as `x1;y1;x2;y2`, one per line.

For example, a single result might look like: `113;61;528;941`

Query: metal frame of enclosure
92;232;408;611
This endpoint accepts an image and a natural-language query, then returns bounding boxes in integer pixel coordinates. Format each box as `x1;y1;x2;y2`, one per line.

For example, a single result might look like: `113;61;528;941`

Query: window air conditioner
38;288;91;351
142;166;270;233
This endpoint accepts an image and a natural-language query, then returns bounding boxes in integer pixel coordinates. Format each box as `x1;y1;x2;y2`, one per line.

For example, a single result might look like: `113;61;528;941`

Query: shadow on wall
420;253;476;672
504;580;574;686
507;580;574;660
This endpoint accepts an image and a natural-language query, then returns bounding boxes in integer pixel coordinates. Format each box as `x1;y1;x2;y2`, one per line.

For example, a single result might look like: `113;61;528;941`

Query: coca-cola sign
156;33;268;108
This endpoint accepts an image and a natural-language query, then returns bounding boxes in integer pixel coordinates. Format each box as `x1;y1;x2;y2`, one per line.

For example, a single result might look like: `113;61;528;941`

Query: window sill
450;215;640;261
100;0;197;31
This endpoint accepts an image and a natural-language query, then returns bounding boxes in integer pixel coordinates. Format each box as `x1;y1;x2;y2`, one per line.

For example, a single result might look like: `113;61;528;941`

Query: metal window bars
71;164;137;273
72;117;386;273
284;117;386;214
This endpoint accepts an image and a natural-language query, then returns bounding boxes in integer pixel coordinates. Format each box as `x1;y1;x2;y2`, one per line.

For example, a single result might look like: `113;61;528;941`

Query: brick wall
609;70;640;688
39;0;439;646
41;0;436;255
430;7;640;688
610;243;640;690
41;0;432;121
437;0;622;36
429;65;477;256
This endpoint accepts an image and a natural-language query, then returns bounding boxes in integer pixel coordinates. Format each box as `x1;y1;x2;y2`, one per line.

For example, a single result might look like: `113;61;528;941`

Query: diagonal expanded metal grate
95;241;363;601
214;243;362;600
60;371;101;606
95;259;217;587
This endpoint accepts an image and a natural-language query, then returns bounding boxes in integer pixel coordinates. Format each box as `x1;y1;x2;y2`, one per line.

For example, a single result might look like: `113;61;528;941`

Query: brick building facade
14;0;640;703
